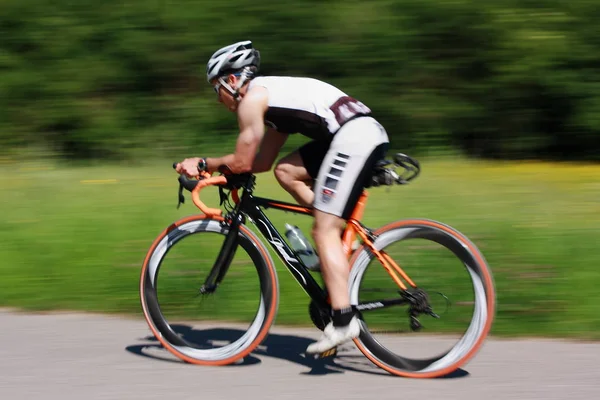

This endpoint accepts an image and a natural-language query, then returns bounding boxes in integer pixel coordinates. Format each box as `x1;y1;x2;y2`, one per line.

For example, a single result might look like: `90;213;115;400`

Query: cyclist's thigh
279;139;331;180
313;117;389;219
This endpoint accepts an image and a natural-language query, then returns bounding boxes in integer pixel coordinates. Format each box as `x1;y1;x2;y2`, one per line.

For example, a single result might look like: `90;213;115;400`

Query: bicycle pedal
316;347;338;359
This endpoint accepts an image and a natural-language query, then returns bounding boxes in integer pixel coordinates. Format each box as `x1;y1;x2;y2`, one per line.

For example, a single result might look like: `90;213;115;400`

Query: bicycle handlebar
191;175;227;216
172;152;419;215
172;162;240;217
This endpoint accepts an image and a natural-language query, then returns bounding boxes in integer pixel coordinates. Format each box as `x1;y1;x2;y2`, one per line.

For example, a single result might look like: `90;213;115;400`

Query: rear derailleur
401;288;440;331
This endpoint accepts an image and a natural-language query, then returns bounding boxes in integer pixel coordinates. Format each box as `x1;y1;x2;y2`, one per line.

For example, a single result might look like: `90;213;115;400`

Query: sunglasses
213;73;242;95
212;77;226;94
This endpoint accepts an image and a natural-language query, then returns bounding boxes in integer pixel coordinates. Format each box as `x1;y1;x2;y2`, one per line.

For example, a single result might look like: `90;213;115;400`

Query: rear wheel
348;219;495;378
140;215;279;365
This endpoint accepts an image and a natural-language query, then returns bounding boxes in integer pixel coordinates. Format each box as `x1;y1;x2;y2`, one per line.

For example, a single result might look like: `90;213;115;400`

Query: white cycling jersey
248;76;372;140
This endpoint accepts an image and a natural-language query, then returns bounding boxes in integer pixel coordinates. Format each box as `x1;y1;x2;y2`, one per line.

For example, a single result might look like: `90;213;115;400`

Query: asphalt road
0;310;598;400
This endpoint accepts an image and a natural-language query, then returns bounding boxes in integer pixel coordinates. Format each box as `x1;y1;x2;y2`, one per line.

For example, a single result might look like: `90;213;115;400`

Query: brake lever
173;162;185;209
173;162;204;209
218;186;226;206
177;183;186;209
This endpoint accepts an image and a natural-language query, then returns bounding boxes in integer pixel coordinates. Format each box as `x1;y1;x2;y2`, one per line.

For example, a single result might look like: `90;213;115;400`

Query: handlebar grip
178;175;199;192
172;161;231;216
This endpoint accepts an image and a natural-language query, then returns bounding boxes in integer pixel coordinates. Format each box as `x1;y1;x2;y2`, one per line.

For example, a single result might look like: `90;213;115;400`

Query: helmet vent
207;63;219;74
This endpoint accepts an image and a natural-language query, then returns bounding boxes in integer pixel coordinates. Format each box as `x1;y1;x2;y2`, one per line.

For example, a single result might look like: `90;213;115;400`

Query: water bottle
284;223;320;270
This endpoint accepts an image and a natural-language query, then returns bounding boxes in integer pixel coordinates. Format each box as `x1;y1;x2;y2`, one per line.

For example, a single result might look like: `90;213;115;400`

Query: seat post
342;191;369;258
349;191;368;222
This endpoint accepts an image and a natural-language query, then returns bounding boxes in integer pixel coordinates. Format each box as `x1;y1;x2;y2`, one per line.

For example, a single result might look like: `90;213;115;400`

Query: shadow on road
125;324;469;379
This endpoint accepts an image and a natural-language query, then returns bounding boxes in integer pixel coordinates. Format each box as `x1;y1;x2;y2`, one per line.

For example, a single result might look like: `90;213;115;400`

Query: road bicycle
139;153;496;378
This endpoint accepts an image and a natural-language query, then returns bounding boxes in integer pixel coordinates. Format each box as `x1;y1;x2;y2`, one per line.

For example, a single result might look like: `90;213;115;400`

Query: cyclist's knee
274;162;292;188
312;211;344;243
274;157;310;190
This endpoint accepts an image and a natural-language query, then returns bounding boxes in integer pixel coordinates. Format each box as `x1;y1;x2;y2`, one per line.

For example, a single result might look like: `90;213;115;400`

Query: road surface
0;310;598;400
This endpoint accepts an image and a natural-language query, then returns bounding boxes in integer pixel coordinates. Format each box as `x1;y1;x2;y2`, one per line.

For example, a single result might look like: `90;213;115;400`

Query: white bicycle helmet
206;40;260;83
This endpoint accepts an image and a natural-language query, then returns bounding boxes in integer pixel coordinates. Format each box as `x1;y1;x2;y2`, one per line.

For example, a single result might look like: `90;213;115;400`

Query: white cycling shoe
306;316;361;355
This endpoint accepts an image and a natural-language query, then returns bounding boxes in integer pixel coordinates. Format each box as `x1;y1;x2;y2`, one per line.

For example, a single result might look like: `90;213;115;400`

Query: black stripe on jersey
265;107;331;141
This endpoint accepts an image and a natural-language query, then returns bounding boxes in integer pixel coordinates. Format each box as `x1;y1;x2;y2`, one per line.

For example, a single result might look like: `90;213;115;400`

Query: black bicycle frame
200;175;411;314
250;198;333;308
200;178;330;310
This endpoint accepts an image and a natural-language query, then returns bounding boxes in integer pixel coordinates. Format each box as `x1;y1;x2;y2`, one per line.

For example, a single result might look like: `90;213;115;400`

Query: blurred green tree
0;0;598;160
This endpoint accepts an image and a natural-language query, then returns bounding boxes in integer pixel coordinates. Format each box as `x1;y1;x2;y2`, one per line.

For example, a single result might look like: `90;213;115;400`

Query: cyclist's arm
206;87;269;174
252;127;288;173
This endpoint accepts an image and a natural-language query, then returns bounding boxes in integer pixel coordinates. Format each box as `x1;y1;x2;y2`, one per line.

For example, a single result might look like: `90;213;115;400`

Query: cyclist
175;40;390;355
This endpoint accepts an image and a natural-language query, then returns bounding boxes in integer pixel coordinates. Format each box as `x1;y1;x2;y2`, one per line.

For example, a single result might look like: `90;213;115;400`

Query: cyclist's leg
313;118;389;308
312;210;350;308
307;117;389;354
307;210;359;354
273;139;330;207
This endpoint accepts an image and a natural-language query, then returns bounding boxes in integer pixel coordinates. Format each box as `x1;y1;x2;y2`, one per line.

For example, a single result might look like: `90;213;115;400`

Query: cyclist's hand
175;157;202;177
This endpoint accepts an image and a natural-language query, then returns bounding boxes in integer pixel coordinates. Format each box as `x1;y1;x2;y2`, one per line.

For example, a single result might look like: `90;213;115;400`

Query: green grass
1;155;599;339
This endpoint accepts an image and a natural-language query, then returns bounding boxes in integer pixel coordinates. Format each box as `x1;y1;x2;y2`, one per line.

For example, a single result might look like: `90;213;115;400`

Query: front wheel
140;215;279;365
348;219;496;378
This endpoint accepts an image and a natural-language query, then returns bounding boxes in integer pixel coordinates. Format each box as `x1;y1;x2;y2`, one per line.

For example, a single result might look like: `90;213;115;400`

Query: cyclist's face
212;75;238;112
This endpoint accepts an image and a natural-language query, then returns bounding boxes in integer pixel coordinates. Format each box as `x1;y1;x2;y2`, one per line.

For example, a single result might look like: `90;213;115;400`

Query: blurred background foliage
1;0;599;338
1;0;599;161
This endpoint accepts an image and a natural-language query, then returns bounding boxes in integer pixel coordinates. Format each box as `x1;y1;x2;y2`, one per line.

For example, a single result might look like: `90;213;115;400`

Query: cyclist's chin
220;100;237;112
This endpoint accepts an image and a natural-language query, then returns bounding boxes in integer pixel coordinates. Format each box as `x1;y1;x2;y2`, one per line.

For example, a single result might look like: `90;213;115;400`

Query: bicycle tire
140;215;279;365
348;219;496;378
